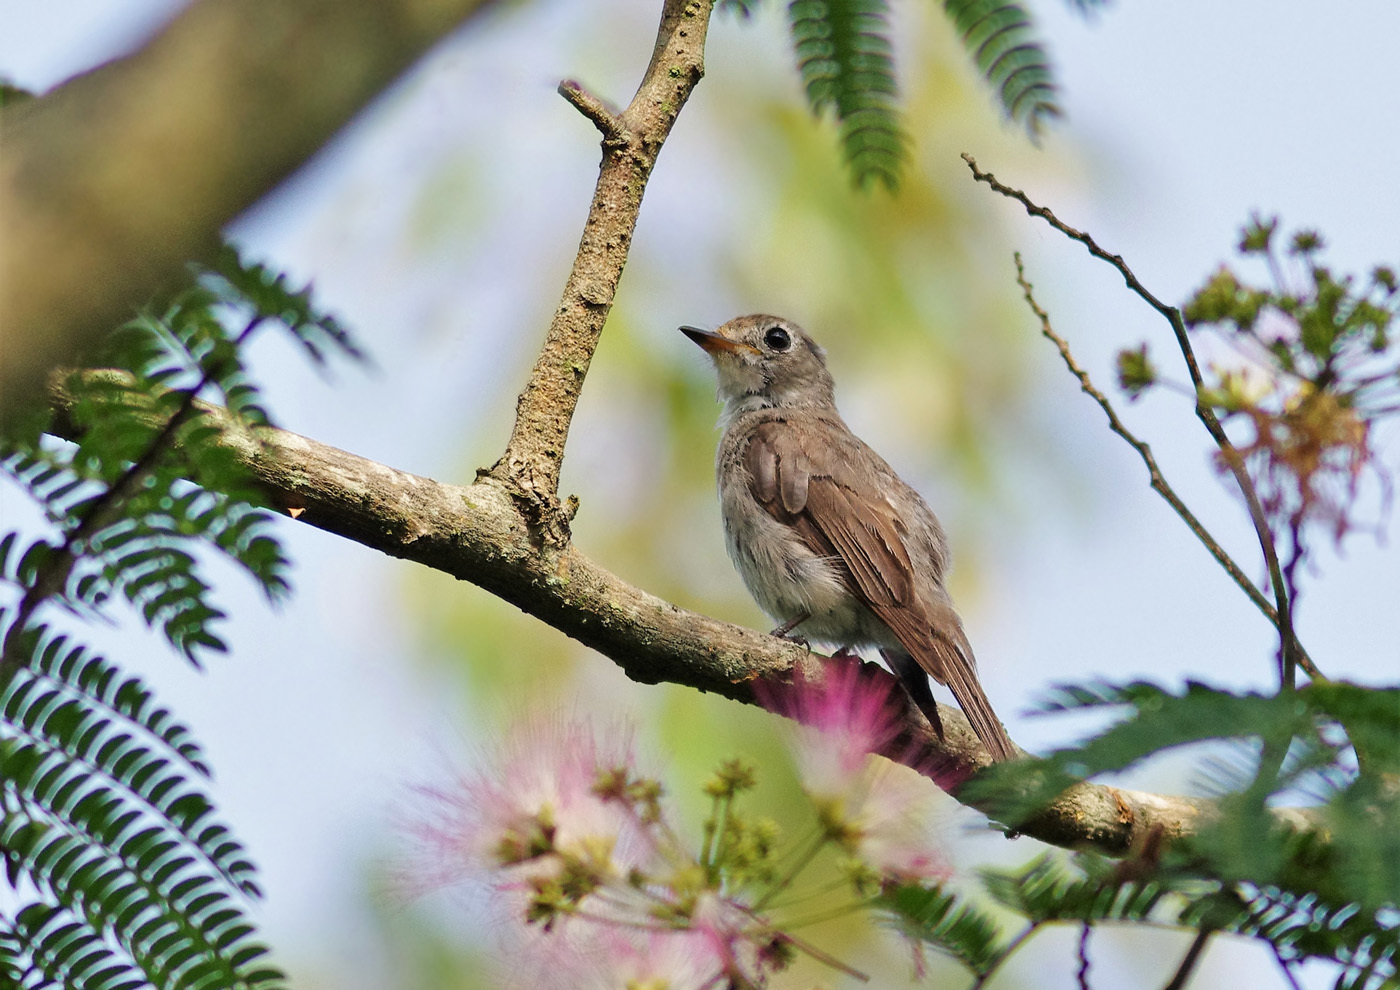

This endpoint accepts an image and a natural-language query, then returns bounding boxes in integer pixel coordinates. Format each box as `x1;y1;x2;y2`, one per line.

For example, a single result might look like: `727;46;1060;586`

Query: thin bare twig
1077;922;1093;990
557;80;622;136
1012;256;1281;644
1161;927;1214;990
971;156;1318;682
1279;522;1306;692
492;0;714;544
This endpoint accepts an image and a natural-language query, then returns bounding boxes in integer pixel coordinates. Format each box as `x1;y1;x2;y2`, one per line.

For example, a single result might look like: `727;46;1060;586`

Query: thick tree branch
491;0;713;542
46;374;1322;858
0;0;497;415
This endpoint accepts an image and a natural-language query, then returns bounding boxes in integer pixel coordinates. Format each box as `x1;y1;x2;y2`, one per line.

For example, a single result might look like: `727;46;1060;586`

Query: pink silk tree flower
758;659;948;884
517;926;734;990
406;714;663;908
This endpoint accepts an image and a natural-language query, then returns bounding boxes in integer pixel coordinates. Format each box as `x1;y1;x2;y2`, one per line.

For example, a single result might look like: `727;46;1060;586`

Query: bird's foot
769;612;811;641
770;630;811;650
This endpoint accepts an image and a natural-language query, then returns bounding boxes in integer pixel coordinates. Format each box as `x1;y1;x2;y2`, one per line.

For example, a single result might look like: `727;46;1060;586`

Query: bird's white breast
717;433;895;650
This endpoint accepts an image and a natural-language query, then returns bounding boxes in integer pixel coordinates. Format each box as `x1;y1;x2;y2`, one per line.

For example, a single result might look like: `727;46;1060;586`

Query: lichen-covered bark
491;0;713;541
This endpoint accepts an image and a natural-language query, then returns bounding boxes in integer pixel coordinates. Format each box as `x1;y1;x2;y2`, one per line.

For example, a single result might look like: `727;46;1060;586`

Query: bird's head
680;315;836;416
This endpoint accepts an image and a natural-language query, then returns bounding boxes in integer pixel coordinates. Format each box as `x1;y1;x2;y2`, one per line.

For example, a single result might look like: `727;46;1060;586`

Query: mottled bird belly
721;499;893;648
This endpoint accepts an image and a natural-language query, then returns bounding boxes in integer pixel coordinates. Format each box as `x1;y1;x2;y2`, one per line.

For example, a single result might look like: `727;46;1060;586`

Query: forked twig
492;0;714;544
1013;257;1291;651
970;155;1318;682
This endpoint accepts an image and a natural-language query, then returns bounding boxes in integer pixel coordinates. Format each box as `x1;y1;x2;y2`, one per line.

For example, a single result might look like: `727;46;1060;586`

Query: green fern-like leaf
1;244;350;990
7;384;290;661
788;0;908;190
105;287;270;430
979;856;1398;986
1;791;283;989
960;680;1398;987
982;852;1178;925
877;881;1006;974
1;530;64;599
1307;680;1400;775
1181;885;1399;988
0;917;31;988
2;622;282;989
205;244;362;368
964;679;1399;912
2;620;254;890
964;680;1326;824
1320;776;1400;916
940;0;1059;135
9;902;148;990
79;488;288;658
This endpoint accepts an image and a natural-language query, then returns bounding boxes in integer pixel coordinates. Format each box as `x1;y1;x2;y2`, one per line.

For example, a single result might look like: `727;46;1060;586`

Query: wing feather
747;435;779;503
744;418;1016;761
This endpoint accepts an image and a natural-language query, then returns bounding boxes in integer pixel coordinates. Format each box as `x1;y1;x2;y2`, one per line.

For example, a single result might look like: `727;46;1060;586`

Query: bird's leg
769;612;810;639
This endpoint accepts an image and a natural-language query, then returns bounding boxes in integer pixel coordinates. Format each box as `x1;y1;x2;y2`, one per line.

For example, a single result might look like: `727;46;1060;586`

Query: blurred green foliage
1;247;358;990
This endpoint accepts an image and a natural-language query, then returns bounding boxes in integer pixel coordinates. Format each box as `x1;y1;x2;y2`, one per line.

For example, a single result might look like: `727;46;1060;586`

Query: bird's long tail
934;637;1017;762
884;638;1017;762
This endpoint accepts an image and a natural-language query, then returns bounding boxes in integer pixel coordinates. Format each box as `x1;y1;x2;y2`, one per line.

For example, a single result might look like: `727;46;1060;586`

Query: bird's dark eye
763;326;791;351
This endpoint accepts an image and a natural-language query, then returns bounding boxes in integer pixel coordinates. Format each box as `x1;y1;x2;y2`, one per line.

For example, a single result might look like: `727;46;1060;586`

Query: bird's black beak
680;325;759;355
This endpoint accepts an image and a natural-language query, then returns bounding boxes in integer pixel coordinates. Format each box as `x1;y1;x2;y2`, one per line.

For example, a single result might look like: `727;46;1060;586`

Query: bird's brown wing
746;420;1016;761
745;421;912;606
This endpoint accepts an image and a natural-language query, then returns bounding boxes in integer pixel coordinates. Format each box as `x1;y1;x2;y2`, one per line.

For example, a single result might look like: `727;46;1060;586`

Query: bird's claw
770;627;811;650
769;612;812;649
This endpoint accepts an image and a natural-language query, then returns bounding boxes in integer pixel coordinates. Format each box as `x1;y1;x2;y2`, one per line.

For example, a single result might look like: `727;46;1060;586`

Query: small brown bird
683;315;1016;762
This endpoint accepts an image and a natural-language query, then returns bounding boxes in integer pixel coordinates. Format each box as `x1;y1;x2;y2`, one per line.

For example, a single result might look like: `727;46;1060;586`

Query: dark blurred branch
46;372;1324;858
491;0;713;544
1161;928;1214;990
1077;923;1092;990
0;0;497;416
965;154;1318;683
